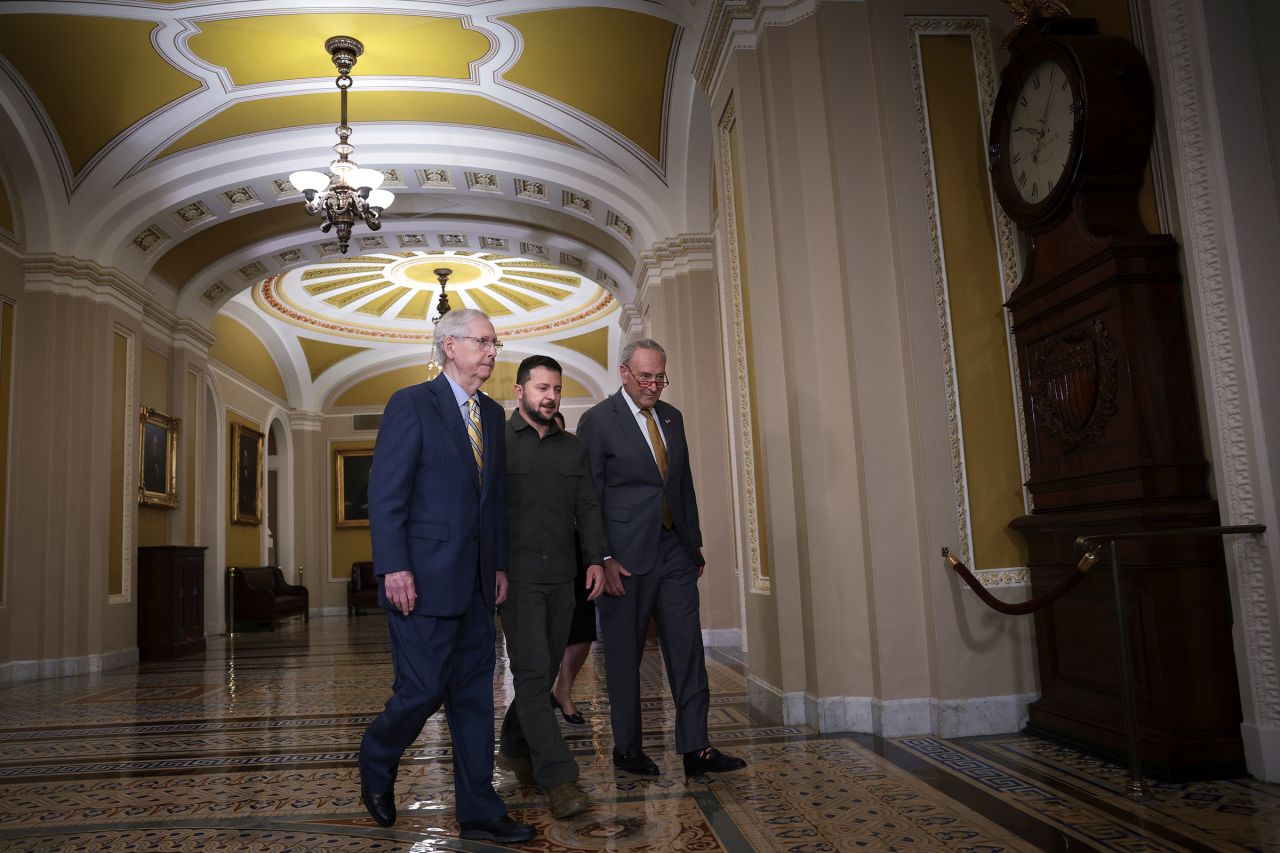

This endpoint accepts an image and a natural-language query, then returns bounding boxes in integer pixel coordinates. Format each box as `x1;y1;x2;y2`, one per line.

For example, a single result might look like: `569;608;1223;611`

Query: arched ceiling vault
0;0;712;307
0;0;715;410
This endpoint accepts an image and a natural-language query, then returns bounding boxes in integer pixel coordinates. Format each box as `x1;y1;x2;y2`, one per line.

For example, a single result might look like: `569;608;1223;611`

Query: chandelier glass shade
289;36;393;255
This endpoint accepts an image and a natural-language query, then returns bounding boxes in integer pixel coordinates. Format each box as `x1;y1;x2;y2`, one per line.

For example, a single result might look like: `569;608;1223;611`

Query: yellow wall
330;440;373;582
209;315;288;401
0;303;12;604
109;332;128;597
226;413;263;567
137;348;171;547
921;35;1028;570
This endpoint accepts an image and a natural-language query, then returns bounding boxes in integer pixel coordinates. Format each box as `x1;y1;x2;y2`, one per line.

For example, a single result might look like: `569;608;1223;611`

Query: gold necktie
641;408;673;529
467;397;483;488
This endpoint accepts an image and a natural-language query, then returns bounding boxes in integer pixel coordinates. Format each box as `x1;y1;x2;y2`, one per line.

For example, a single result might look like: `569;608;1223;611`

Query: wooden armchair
226;566;309;630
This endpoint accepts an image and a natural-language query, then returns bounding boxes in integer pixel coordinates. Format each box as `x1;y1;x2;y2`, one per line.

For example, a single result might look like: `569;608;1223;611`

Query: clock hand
1013;125;1044;136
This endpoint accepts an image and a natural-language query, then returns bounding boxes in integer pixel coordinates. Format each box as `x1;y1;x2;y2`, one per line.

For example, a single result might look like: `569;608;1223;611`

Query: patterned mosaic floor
0;616;1276;851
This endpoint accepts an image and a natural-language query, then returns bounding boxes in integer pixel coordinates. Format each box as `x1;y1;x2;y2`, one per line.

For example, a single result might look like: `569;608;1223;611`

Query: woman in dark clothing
550;411;593;725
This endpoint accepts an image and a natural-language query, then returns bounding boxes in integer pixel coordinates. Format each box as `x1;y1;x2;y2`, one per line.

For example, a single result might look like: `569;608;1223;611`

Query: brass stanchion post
227;566;237;638
1107;540;1149;800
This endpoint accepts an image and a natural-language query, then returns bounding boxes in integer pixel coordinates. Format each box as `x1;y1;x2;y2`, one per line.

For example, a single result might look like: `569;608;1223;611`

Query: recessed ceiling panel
187;14;490;86
500;8;676;163
0;14;202;174
254;250;615;343
156;91;578;161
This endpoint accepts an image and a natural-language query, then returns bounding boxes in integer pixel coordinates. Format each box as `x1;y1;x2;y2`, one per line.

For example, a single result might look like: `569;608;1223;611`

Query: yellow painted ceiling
209;315;288;400
0;14;202;174
551;326;609;368
157;90;576;161
187;14;489;86
254;251;610;343
152;207;307;288
298;337;370;382
501;8;676;162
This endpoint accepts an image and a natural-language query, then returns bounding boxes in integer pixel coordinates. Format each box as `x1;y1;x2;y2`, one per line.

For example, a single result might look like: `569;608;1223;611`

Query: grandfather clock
989;15;1245;779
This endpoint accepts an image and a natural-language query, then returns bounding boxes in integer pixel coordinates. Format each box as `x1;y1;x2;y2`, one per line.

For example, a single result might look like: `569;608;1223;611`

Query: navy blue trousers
358;584;505;824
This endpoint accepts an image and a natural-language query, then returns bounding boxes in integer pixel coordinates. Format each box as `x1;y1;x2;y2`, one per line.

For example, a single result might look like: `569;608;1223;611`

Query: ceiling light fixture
289;36;393;255
425;268;454;379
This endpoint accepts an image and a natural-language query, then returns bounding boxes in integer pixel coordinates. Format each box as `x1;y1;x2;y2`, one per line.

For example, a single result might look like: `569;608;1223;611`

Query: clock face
1006;59;1077;205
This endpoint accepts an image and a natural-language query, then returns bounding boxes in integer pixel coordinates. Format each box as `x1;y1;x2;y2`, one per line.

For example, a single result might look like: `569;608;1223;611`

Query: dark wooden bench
348;561;379;616
226;566;309;630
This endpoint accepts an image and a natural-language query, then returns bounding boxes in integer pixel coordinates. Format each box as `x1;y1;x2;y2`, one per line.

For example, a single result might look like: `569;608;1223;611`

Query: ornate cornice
290;411;324;432
694;0;842;96
22;254;150;316
635;233;715;289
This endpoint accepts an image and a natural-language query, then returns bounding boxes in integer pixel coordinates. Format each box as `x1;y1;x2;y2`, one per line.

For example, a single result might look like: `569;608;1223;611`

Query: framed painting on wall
138;407;180;508
336;448;373;528
231;422;264;525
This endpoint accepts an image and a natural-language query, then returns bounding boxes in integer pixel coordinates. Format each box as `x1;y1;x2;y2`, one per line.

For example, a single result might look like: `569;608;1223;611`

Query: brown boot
549;782;588;819
495;751;536;786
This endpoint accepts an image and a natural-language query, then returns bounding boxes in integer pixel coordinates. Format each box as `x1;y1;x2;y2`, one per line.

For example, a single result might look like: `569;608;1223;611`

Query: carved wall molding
635;233;716;289
1159;0;1277;727
694;0;834;97
23;254;150;317
905;16;1030;577
112;325;136;606
716;97;769;594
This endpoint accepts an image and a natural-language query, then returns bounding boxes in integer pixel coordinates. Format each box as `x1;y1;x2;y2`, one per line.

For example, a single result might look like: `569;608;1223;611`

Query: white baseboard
0;646;139;684
702;627;742;647
743;683;1037;738
1241;721;1280;782
932;692;1036;738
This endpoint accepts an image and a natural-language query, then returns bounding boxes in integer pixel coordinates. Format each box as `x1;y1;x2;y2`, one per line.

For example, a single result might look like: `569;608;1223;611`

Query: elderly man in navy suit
358;308;535;845
577;339;747;778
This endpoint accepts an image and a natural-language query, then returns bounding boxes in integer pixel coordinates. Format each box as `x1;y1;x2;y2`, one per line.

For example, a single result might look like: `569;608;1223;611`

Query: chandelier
289;36;393;254
425;268;454;379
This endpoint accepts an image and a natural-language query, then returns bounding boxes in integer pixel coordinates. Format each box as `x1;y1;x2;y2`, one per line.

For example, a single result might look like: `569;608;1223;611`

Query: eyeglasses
622;365;670;388
457;336;503;352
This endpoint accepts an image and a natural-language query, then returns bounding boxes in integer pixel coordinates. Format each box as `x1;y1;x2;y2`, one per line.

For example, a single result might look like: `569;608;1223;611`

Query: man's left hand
496;570;509;606
697;549;705;578
585;564;605;601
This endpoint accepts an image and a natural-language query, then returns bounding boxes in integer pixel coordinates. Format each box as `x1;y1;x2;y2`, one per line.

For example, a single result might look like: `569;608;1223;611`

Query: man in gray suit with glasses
577;338;747;778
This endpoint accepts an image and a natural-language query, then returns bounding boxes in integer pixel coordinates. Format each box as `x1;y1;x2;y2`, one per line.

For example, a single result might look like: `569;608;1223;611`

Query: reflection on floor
0;616;1276;851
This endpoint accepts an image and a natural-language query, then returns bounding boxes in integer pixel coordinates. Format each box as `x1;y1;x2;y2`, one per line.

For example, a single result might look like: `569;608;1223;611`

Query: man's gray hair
619;338;666;367
434;308;491;364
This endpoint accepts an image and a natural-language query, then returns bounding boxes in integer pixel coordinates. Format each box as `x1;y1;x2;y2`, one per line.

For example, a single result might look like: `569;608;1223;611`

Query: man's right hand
603;557;632;597
383;570;417;616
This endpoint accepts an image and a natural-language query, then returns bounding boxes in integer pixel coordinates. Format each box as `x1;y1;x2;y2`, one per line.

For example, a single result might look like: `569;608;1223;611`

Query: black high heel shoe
550;693;585;725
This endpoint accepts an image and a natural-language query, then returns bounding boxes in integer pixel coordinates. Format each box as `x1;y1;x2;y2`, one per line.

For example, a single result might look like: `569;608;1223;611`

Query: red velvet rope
943;548;1092;615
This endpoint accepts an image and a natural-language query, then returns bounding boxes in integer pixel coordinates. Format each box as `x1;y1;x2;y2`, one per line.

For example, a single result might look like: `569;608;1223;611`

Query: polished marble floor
0;616;1276;851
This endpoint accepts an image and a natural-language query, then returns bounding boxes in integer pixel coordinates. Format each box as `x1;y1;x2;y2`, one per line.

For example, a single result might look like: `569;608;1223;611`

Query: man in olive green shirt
497;355;605;820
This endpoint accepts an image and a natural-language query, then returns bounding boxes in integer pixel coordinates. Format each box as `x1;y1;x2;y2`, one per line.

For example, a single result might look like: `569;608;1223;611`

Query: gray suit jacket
577;389;703;575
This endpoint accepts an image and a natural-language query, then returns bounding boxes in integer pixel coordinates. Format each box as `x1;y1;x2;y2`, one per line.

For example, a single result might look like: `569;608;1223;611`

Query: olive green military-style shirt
504;410;607;583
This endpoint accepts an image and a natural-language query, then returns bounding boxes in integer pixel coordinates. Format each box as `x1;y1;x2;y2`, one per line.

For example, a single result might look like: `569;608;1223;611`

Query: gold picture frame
230;422;264;525
336;448;374;528
138;407;180;508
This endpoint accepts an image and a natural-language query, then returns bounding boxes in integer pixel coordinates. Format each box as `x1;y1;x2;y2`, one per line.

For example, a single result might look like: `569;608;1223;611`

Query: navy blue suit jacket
577;390;703;576
368;374;508;616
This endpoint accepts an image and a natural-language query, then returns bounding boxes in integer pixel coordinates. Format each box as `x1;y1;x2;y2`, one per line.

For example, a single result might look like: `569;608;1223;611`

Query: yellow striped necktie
641;408;673;529
466;397;483;488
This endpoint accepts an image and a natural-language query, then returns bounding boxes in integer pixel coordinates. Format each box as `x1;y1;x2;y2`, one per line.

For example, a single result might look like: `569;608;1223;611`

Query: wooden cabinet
137;546;207;661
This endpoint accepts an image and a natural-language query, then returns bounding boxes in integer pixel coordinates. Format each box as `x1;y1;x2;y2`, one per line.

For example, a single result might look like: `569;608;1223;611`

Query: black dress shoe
612;749;660;776
551;693;585;725
683;746;747;775
459;814;537;843
360;783;396;827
